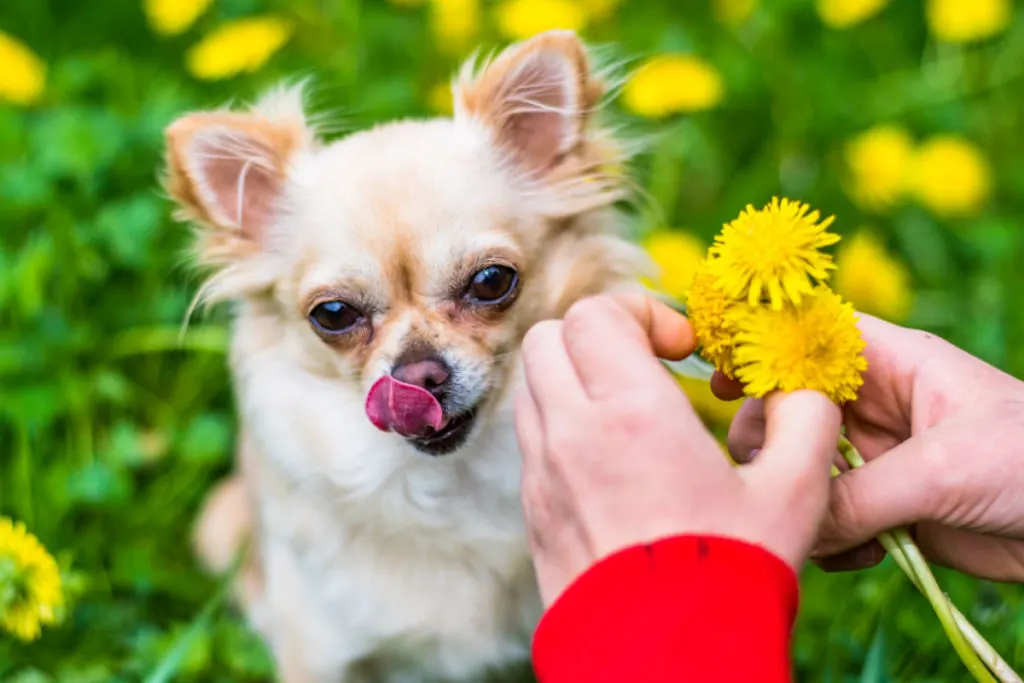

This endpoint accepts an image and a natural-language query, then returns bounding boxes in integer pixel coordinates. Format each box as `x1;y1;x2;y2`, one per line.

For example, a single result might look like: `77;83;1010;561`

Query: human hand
716;314;1024;582
515;293;842;606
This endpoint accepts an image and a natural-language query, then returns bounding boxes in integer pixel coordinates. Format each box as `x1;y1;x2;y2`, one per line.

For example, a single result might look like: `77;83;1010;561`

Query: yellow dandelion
185;16;293;81
907;135;992;219
622;54;724;118
844;124;915;213
709;197;840;310
643;230;706;301
816;0;890;29
712;0;759;26
0;32;46;106
686;262;739;377
835;230;912;322
494;0;588;41
430;0;481;52
732;286;867;403
0;517;64;642
926;0;1011;44
677;374;742;426
143;0;214;36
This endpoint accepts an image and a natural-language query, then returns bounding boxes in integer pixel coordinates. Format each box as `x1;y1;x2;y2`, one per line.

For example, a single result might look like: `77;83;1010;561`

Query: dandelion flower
622;55;724;118
0;32;46;106
643;230;706;301
686;262;739;377
816;0;890;29
0;517;64;641
143;0;214;36
186;17;293;81
494;0;588;41
713;0;759;26
732;286;867;403
926;0;1011;44
709;197;840;310
430;0;480;52
835;230;912;322
844;125;914;212
907;136;992;219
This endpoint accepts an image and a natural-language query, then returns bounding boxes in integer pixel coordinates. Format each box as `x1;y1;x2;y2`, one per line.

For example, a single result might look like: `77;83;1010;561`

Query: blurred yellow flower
186;17;293;81
844;124;915;212
835;230;912;322
495;0;588;40
816;0;890;29
926;0;1011;43
430;0;480;51
907;136;992;219
428;82;454;114
143;0;214;36
713;0;759;26
677;375;742;426
0;33;46;106
0;517;64;642
622;54;724;118
643;230;706;301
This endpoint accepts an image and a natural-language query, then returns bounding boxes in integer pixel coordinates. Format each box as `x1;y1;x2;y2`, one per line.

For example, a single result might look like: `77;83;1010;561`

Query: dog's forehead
287;119;527;291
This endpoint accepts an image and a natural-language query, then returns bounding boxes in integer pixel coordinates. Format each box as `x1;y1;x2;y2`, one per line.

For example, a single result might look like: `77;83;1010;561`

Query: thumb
606;291;696;361
813;429;948;558
745;391;842;503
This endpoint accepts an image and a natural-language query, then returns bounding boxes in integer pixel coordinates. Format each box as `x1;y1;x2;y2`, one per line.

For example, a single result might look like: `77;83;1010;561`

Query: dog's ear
454;30;603;178
163;85;314;265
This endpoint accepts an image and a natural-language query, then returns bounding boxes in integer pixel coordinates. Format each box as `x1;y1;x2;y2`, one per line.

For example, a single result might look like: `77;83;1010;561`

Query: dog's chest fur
232;313;541;682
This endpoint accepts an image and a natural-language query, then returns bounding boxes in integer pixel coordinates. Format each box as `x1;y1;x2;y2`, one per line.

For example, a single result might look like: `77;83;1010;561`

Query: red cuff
532;535;799;683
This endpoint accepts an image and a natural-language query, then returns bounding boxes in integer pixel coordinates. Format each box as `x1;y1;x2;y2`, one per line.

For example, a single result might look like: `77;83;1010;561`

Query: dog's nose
392;357;450;397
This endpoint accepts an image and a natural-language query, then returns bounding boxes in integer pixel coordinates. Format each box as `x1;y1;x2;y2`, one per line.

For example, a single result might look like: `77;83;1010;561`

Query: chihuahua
166;30;654;683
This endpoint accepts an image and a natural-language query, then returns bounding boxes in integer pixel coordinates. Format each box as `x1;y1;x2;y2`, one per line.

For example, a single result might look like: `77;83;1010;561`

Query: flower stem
832;438;1012;683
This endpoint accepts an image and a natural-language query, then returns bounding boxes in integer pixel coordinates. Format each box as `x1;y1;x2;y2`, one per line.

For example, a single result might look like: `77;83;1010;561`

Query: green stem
834;438;1005;683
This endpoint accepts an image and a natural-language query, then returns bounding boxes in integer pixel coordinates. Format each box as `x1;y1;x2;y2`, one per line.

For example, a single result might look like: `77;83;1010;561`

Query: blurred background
2;0;1023;680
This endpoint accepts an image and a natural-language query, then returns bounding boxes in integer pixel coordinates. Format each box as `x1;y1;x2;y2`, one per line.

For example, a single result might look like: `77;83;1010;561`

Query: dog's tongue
366;375;446;437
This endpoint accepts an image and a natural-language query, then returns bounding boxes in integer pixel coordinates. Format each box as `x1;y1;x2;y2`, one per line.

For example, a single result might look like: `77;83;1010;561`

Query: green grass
2;0;1024;680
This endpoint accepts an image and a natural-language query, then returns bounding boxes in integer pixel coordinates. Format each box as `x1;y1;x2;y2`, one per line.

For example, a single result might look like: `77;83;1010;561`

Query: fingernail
748;448;761;461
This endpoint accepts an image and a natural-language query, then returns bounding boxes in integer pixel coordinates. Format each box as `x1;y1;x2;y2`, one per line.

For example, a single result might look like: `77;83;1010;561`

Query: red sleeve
531;535;799;683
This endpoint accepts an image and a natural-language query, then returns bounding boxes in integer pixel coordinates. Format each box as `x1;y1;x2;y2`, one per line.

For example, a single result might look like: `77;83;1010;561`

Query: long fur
167;31;657;683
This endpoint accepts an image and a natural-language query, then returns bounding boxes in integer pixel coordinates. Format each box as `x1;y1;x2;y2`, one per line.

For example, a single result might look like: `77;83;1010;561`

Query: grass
2;0;1024;680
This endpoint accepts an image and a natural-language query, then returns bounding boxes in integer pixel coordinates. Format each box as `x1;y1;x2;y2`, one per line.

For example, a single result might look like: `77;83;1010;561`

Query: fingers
711;370;745;401
745;391;842;497
521;320;585;421
726;398;765;463
559;295;688;399
814;431;948;557
812;539;886;572
605;291;696;361
514;389;544;465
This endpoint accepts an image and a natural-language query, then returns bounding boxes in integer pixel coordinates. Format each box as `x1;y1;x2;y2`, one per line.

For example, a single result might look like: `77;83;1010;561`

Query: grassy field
2;0;1024;680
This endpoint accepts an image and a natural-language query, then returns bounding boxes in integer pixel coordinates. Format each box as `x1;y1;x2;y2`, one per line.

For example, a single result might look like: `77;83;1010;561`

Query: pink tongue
366;375;447;437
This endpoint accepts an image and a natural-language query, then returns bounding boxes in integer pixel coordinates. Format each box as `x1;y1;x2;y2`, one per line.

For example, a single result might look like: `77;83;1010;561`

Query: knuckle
821;477;863;548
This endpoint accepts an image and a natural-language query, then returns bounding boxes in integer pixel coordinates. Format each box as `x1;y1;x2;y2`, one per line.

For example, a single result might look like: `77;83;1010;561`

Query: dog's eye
466;265;518;304
310;300;363;334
